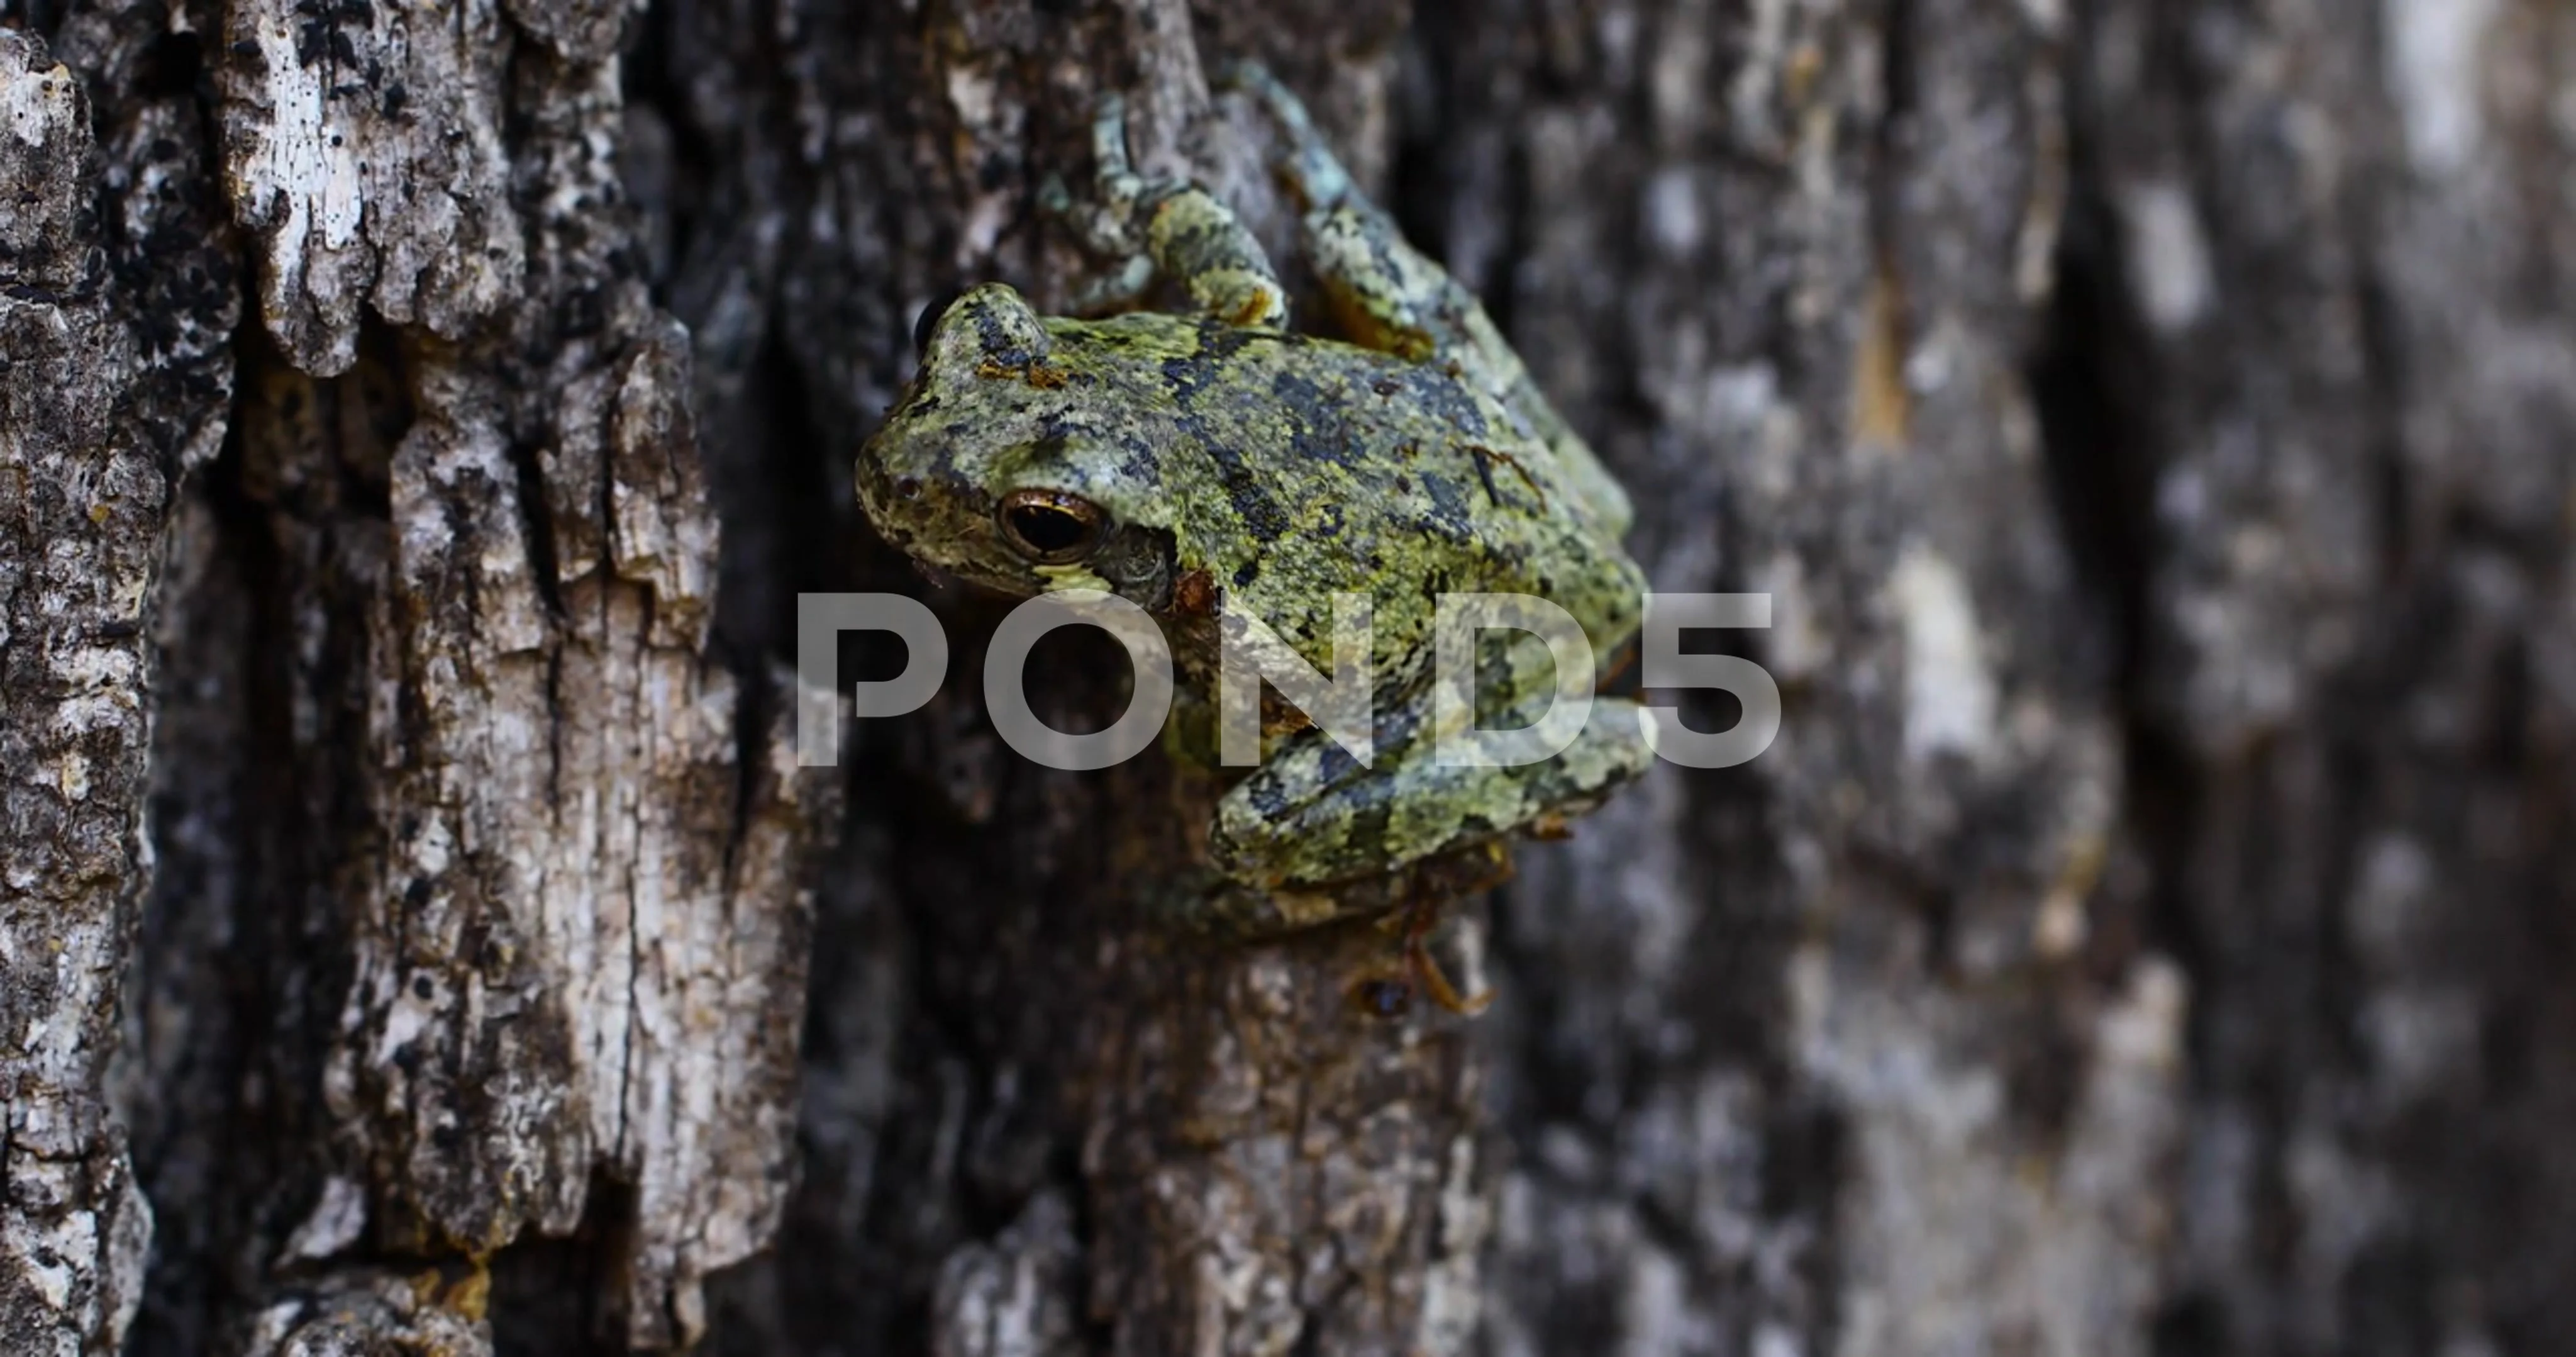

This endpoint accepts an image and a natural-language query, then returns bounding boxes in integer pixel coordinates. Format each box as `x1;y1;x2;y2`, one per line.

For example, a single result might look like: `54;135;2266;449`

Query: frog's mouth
1082;520;1175;612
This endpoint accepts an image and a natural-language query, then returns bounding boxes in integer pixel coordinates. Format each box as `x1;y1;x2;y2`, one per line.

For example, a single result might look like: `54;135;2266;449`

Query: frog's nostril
997;488;1108;563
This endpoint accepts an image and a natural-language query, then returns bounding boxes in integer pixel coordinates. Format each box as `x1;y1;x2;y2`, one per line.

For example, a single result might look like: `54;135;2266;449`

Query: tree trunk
0;0;2567;1354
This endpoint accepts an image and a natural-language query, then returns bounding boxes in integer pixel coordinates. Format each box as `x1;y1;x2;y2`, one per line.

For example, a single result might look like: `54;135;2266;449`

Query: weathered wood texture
0;0;2569;1354
2;18;229;1353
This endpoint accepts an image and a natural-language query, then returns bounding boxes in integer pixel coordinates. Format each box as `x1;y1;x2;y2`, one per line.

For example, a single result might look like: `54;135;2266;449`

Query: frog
856;62;1655;1011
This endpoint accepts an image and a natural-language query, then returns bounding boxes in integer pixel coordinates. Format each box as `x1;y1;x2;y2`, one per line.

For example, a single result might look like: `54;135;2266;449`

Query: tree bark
0;0;2568;1355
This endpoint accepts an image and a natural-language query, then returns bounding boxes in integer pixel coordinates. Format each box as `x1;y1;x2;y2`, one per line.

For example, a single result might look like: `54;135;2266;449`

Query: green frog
857;64;1654;1010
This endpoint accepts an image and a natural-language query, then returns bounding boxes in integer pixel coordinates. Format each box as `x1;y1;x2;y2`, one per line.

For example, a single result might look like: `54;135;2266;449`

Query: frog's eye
997;488;1108;564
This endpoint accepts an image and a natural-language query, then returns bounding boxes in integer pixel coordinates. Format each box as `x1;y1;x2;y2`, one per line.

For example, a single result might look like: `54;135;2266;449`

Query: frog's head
859;283;1181;608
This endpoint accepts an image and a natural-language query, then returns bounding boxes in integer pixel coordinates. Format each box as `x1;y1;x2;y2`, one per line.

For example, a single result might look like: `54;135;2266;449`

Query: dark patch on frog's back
1084;317;1528;552
1416;470;1475;541
1337;774;1394;871
1157;318;1271;403
1151;322;1296;544
1201;432;1291;542
1392;361;1490;439
1113;428;1160;481
1470;448;1502;505
1269;369;1362;467
1028;413;1074;454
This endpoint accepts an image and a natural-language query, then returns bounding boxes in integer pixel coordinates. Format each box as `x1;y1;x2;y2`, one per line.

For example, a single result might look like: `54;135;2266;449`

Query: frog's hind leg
1049;92;1289;328
1214;62;1633;536
1205;696;1657;895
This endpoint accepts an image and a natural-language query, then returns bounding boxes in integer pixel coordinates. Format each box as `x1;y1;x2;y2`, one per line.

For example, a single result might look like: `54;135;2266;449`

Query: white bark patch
325;323;829;1347
1757;550;1829;683
2385;0;2499;174
2;55;77;146
1797;942;2182;1357
1889;546;1997;762
2119;178;2214;334
931;1192;1081;1357
218;0;523;374
1416;1134;1490;1356
280;1176;371;1262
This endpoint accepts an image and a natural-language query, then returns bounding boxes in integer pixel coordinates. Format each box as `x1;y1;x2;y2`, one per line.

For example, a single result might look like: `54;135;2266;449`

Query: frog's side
858;65;1655;962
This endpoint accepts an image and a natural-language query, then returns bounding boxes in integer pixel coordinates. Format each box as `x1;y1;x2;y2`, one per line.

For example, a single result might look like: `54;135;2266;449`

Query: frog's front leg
1209;62;1509;375
1199;696;1657;900
1048;92;1289;328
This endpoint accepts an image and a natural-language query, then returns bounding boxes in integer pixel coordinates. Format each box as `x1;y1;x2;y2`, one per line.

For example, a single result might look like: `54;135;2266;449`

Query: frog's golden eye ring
997;488;1109;564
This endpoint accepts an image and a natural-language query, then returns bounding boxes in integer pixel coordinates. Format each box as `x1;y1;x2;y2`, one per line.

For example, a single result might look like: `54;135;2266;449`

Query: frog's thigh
1208;700;1658;889
1298;204;1460;363
1302;204;1635;533
1298;207;1555;422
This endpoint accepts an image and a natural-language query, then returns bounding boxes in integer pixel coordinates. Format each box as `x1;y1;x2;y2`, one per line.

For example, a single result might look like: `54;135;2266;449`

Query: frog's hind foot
1372;849;1513;1018
1390;891;1493;1017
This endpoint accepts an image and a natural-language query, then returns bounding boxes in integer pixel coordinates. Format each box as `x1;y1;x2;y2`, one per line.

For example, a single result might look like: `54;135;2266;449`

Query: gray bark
0;0;2567;1354
2074;3;2576;1351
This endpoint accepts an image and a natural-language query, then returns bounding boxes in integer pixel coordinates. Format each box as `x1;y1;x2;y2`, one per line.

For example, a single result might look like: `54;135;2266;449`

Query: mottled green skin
857;67;1653;932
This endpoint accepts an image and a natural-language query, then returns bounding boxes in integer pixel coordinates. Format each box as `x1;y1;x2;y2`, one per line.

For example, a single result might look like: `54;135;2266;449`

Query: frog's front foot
1047;87;1289;328
1211;60;1357;213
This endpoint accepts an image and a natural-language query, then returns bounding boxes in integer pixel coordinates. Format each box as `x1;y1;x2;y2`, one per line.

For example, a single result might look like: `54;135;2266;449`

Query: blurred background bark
1;0;2569;1354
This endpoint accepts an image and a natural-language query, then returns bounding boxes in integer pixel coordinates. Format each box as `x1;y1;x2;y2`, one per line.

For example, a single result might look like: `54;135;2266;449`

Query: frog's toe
1209;60;1304;126
1398;896;1494;1015
1089;89;1130;137
1036;172;1075;216
1075;87;1160;218
1213;60;1355;212
1208;58;1269;94
1063;255;1157;317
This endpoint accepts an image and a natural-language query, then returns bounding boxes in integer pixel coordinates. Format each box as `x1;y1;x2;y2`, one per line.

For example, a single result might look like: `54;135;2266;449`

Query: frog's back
1053;312;1643;679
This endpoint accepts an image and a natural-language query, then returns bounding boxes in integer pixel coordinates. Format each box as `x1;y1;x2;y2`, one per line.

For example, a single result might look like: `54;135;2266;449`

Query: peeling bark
19;0;832;1347
1;20;232;1353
